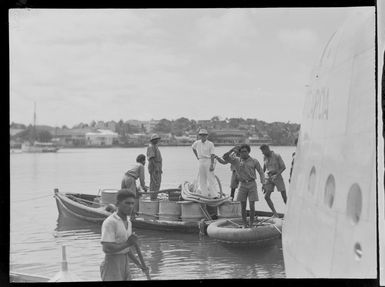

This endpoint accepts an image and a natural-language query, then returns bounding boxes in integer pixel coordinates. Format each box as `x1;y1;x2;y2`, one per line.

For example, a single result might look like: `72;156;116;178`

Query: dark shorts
230;171;240;189
236;181;258;202
264;174;286;193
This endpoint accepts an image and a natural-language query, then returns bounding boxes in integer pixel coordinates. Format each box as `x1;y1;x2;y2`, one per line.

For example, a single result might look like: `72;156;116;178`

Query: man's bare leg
264;190;278;217
249;200;255;227
240;201;248;227
281;190;287;204
230;188;236;200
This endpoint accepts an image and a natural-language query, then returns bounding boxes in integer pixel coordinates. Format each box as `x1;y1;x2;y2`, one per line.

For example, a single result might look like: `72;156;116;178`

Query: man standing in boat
192;129;218;198
259;144;287;218
100;189;149;281
121;154;148;218
215;145;241;200
223;144;265;228
147;134;162;200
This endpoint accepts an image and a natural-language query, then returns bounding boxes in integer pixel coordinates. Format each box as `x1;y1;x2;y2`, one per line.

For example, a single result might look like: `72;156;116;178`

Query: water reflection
54;218;284;280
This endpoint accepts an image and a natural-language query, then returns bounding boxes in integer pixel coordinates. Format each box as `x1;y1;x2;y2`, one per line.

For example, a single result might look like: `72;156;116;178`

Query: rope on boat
226;219;242;228
214;175;225;198
270;223;282;234
13;194;52;203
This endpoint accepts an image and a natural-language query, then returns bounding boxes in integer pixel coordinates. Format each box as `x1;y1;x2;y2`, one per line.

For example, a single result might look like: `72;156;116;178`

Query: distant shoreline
11;143;296;150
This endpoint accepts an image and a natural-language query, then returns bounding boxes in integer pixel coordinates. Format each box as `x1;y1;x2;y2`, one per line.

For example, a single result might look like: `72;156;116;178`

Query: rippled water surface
10;146;294;280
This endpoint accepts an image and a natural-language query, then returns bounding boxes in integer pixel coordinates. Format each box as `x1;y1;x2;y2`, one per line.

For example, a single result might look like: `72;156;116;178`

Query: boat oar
133;243;151;280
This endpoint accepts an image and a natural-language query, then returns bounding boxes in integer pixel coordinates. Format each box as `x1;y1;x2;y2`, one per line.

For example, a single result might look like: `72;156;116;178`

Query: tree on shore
154;119;172;133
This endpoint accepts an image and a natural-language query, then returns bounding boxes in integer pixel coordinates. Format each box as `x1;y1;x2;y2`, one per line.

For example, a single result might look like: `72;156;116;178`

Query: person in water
223;144;265;228
147;134;163;200
191;129;219;198
215;145;241;200
260;144;287;217
100;190;149;281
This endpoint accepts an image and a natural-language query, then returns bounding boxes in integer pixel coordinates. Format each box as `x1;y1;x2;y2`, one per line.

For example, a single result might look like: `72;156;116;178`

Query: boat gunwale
55;191;111;216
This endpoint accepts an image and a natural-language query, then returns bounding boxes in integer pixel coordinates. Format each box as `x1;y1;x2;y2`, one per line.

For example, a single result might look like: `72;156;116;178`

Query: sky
9;7;373;127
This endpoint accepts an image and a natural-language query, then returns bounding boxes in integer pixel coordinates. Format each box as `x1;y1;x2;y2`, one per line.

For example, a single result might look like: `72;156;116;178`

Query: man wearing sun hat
147;134;162;200
191;129;218;198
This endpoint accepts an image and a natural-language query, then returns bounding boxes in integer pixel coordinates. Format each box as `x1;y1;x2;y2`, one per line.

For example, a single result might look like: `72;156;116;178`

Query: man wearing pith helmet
191;129;218;198
147;134;162;200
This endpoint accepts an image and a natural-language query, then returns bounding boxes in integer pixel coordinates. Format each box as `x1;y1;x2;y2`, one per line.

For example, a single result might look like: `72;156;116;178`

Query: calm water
10;146;295;280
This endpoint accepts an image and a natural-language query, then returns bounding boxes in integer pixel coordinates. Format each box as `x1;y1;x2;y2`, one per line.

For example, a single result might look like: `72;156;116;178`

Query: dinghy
206;217;283;245
54;188;202;233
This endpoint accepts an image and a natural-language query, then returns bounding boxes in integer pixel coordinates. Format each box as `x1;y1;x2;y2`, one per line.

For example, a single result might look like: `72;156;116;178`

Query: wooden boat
206;217;283;245
22;141;59;153
54;188;202;233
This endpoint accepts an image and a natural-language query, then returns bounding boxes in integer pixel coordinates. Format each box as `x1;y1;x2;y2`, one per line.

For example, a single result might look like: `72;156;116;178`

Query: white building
86;129;118;146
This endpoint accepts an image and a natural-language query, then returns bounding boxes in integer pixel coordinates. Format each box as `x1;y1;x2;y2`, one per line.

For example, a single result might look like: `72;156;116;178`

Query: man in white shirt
191;129;218;198
100;190;148;281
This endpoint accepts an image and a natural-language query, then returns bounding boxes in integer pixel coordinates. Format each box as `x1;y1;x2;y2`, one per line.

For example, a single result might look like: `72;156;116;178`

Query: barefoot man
100;190;149;281
192;129;218;198
223;144;265;228
260;144;287;217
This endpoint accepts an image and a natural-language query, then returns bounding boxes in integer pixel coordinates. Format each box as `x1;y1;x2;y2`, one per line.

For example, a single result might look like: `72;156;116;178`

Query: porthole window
346;183;362;224
308;167;316;194
324;174;335;208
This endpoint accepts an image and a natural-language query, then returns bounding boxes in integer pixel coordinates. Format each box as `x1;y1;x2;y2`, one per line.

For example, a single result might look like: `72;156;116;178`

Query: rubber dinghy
206;217;283;245
181;179;231;206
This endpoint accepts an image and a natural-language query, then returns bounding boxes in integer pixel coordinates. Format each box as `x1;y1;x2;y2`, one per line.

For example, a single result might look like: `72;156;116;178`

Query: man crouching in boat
100;190;149;281
223;144;265;228
121;154;148;218
191;129;219;198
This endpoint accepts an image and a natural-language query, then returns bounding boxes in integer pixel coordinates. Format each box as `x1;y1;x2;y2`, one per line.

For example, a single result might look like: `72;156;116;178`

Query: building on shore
209;129;248;145
85;129;118;146
247;135;272;145
53;127;96;147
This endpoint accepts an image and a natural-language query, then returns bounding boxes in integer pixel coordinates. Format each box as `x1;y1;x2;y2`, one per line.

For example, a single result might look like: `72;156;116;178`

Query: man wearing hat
191;129;218;198
147;134;162;200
